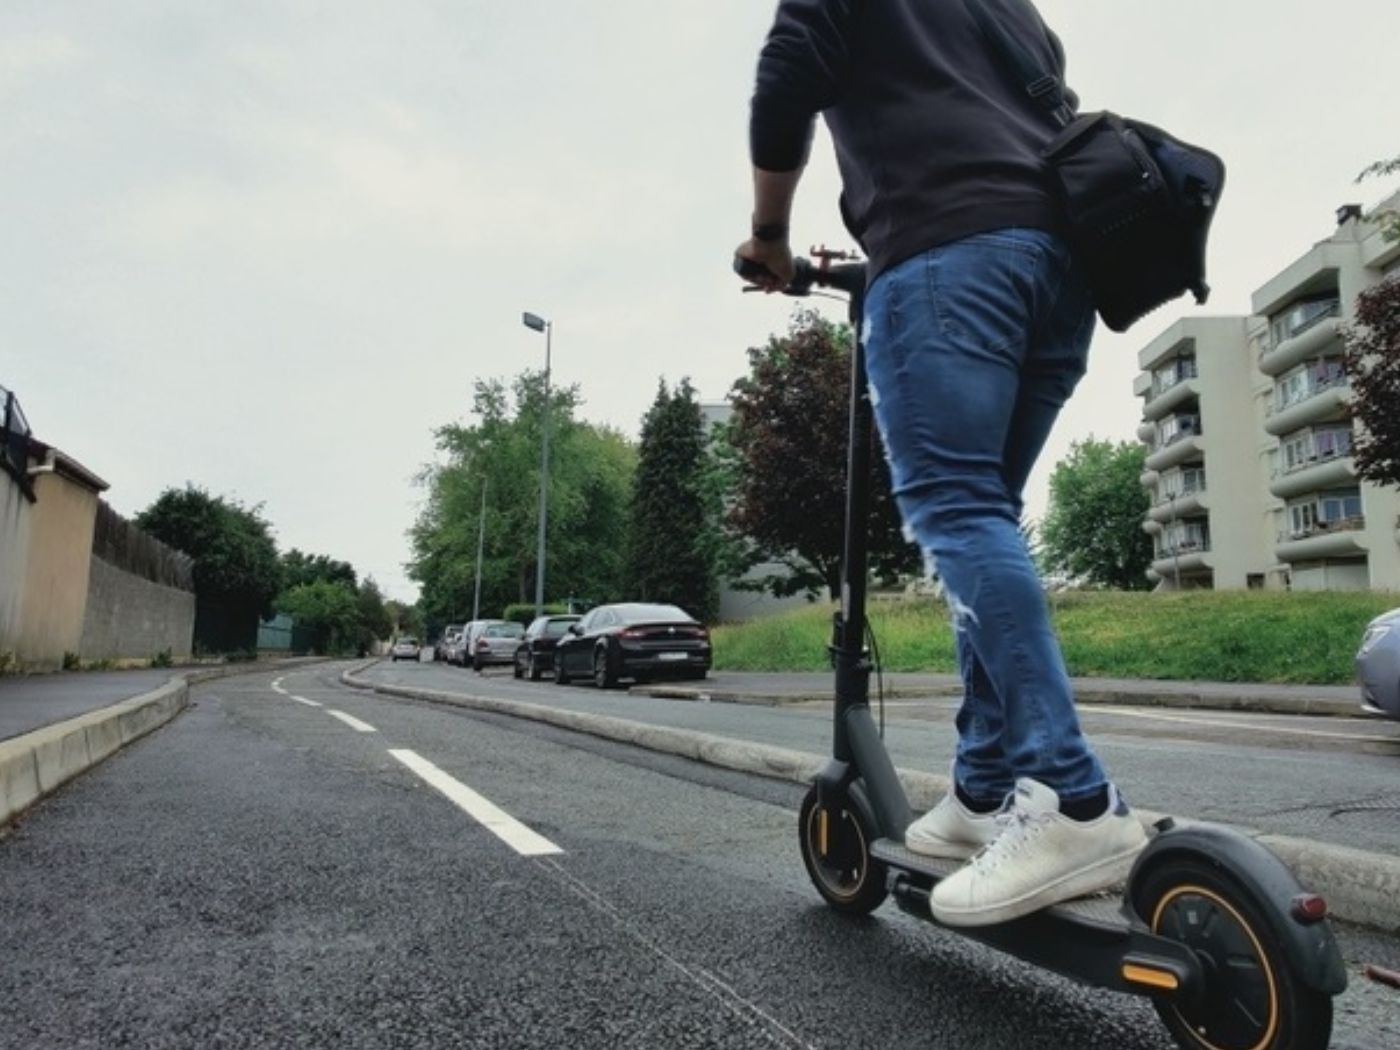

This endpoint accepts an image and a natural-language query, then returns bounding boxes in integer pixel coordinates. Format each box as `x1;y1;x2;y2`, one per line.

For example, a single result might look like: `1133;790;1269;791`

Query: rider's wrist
752;220;789;243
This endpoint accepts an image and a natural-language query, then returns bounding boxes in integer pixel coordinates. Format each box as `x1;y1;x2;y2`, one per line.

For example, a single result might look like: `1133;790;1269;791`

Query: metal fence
91;500;195;591
1;384;34;498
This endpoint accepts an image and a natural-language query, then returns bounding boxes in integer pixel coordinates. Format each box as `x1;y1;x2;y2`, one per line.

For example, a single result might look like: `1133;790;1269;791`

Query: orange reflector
1123;964;1180;992
818;810;829;858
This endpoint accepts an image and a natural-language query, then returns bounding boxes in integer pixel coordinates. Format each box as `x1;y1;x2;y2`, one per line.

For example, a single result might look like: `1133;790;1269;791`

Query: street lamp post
472;478;487;621
522;311;552;618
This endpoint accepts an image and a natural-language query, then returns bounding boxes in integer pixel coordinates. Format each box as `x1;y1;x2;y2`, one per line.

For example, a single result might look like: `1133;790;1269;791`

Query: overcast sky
3;1;1396;602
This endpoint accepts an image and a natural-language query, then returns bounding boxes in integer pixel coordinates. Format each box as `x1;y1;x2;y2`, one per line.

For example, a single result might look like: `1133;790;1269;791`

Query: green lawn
711;590;1397;685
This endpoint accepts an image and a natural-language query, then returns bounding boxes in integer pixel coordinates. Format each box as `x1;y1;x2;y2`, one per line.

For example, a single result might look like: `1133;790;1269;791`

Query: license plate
657;652;687;662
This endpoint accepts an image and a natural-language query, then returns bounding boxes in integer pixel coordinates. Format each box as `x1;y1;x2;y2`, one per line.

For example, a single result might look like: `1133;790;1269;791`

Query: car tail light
476;639;490;650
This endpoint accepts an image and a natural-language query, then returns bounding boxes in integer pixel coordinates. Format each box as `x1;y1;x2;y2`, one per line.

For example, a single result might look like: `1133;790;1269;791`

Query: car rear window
544;620;577;637
398;638;417;646
485;624;524;638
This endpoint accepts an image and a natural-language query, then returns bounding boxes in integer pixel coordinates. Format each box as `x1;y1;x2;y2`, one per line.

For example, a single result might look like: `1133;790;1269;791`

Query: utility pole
472;478;487;621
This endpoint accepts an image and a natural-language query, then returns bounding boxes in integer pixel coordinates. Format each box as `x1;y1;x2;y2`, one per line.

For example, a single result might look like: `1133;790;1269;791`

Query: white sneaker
904;792;1004;860
930;778;1146;927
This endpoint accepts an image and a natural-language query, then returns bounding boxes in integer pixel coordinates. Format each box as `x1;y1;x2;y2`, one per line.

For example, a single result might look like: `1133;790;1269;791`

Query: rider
736;0;1146;926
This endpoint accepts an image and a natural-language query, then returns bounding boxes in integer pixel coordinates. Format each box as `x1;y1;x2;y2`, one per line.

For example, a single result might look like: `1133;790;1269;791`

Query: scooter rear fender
1129;822;1347;995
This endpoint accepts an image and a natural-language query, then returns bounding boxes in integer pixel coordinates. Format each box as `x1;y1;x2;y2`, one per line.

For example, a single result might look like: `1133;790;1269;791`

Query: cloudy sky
3;1;1396;601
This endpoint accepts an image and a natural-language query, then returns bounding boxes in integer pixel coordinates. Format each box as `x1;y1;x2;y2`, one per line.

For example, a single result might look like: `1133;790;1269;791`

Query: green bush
501;603;571;626
62;651;80;671
713;590;1396;685
151;648;174;668
0;651;12;675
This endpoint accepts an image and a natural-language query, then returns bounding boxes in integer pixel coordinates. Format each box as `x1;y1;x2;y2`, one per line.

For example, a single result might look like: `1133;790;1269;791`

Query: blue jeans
863;229;1108;804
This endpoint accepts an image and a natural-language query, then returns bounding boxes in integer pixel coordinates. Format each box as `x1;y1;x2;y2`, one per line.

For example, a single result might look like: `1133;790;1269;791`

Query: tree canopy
137;485;283;651
628;378;718;622
1344;276;1400;489
1039;439;1154;590
408;370;636;634
726;309;917;597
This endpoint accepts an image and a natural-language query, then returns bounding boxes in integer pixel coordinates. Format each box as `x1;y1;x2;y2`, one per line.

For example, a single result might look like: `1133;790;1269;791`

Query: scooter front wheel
1133;857;1332;1050
798;783;888;915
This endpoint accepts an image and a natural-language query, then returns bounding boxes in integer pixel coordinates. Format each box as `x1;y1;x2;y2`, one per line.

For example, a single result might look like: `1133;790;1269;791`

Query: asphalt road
2;663;1396;1049
364;660;1400;858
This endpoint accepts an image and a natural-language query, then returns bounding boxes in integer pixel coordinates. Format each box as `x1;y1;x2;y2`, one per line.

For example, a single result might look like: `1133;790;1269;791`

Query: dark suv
513;615;581;680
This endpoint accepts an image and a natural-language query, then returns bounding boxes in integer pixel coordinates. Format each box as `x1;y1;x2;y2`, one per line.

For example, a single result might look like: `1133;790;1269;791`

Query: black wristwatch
752;221;789;243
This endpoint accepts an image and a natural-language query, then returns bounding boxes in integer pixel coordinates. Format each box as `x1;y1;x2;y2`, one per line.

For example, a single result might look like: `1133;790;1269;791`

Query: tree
727;309;917;598
354;578;394;652
1357;154;1400;242
1039;439;1154;590
385;599;423;640
137;485;282;652
281;549;357;592
1344;276;1400;488
408;371;636;632
278;581;360;655
628;379;718;622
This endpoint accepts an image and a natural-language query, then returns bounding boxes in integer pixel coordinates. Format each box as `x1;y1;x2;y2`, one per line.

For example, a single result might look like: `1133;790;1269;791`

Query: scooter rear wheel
798;783;888;915
1133;857;1332;1050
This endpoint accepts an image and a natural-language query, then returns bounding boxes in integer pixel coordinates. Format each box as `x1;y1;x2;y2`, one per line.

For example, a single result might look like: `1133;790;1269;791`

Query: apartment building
1135;198;1400;591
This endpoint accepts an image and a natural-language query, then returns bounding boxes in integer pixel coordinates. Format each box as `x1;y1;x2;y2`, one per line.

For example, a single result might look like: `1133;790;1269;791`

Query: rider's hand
735;236;795;293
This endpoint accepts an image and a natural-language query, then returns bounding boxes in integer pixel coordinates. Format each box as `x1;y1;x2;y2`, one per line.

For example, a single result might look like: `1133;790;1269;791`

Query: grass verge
712;590;1397;684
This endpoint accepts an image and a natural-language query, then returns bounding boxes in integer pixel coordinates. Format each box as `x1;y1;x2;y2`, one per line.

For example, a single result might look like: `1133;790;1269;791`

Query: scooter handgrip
734;254;776;283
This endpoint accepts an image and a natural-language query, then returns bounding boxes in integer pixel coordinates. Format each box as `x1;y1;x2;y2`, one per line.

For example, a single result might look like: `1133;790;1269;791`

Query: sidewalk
634;671;1365;718
0;669;177;742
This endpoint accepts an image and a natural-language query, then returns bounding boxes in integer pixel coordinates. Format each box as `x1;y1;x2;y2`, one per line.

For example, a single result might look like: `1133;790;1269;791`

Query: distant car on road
513;615;582;680
434;624;464;663
390;637;421;663
554;603;710;689
446;621;483;666
466;620;525;671
1357;607;1400;719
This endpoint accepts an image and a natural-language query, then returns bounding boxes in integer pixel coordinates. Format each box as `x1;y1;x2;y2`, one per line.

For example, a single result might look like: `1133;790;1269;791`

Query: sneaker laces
967;803;1050;874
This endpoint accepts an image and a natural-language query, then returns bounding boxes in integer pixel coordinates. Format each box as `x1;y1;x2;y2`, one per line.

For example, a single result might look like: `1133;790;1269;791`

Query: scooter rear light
1291;894;1328;924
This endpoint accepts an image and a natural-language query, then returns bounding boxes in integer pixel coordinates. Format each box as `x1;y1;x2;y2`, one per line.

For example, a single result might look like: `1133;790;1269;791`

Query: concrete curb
344;667;1400;934
630;682;1364;719
0;657;331;828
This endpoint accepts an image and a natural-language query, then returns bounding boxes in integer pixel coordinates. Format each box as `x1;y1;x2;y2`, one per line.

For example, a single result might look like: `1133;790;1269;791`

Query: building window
1285;488;1364;539
1247;573;1265;590
1269;295;1341;346
1280;425;1354;474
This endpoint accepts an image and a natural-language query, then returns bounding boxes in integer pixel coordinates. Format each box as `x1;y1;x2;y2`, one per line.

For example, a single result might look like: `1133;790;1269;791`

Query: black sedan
554;603;710;689
513;614;581;680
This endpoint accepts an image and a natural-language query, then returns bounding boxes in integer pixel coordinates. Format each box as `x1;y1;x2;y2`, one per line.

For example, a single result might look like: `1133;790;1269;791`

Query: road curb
628;682;1364;719
344;667;1400;934
0;657;330;828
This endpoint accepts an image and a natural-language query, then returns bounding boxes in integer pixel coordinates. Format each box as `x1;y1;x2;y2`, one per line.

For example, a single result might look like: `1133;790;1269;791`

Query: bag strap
961;0;1075;128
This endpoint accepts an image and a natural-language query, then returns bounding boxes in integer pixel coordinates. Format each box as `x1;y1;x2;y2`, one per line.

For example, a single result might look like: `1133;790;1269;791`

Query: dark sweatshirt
750;0;1074;280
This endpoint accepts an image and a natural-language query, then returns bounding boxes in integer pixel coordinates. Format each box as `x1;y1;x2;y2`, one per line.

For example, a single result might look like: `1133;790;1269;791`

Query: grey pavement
362;660;1400;859
2;662;1396;1050
650;670;1364;717
0;668;175;741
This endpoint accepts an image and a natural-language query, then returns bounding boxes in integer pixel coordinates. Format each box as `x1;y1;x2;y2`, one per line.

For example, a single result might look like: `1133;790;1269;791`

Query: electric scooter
735;248;1347;1050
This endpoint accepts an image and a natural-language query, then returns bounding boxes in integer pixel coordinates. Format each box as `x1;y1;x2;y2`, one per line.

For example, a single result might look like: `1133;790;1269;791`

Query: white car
390;637;421;663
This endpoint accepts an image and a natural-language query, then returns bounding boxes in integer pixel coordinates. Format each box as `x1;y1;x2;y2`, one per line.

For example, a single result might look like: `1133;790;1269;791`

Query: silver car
1357;608;1400;719
466;620;525;670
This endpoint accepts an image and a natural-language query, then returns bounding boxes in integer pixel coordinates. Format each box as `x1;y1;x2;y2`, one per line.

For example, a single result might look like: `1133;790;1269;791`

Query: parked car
390;637;421;663
1357;607;1400;719
434;624;464;663
554;603;710;689
513;615;582;680
446;621;482;666
466;620;525;671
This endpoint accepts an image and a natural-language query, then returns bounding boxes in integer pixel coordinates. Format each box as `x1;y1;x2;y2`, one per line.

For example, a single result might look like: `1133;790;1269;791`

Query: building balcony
1137;421;1157;444
1148;490;1208;523
1263;381;1349;436
1146;435;1204;473
1258;315;1342;376
1142;518;1163;535
1269;455;1356;500
1143;378;1201;422
1151;547;1212;577
1274;517;1368;562
1133;372;1153;398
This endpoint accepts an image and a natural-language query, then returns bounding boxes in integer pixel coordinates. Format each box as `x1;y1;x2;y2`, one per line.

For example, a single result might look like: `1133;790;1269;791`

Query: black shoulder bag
964;0;1227;333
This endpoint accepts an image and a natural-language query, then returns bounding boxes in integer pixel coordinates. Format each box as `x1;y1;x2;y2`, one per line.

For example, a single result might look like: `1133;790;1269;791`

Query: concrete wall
14;471;99;669
1291;562;1371;592
0;471;33;661
79;556;195;663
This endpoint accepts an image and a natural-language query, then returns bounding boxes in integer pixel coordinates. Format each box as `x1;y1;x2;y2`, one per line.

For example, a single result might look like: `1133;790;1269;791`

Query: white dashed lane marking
388;748;563;857
327;710;377;733
289;695;323;708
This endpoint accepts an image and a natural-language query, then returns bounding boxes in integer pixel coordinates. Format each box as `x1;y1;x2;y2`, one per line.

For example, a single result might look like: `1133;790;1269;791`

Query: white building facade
1135;200;1400;591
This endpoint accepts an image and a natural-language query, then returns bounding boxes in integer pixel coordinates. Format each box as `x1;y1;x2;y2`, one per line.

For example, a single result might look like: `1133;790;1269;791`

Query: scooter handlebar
733;253;866;298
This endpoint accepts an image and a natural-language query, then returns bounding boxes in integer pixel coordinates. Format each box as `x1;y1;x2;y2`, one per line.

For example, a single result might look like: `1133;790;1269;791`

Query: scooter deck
870;839;1130;928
